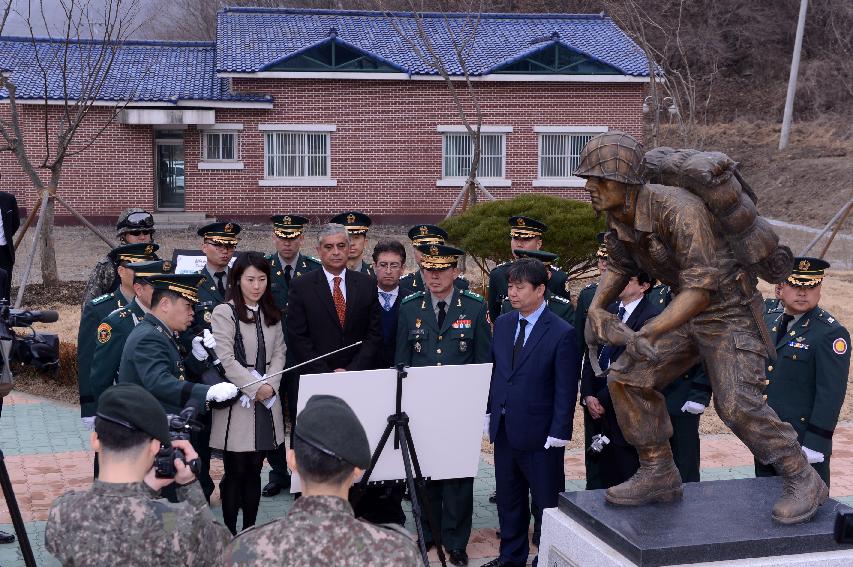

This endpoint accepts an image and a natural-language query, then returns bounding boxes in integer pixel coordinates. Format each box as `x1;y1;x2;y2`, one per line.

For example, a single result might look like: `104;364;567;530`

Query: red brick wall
0;79;643;221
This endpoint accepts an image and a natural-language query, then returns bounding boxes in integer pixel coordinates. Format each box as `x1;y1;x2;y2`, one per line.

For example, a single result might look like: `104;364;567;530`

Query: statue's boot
771;454;828;524
605;445;682;506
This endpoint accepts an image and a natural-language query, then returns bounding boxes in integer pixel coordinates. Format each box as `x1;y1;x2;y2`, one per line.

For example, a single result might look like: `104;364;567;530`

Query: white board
171;249;236;275
290;363;492;492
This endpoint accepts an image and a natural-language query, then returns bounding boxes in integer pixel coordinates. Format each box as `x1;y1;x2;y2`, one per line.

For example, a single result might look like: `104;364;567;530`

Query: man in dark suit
287;223;382;374
0;192;20;302
484;258;579;567
581;271;659;488
372;239;406;369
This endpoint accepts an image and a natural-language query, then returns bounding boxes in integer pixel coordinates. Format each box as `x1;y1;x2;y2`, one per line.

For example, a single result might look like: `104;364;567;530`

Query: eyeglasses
206;241;237;250
375;262;402;271
126;230;152;237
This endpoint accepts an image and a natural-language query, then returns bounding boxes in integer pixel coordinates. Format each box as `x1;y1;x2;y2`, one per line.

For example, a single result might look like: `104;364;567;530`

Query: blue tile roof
216;7;650;76
0;37;271;104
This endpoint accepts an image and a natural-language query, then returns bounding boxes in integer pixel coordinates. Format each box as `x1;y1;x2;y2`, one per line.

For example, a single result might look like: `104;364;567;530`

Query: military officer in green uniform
764;284;783;313
78;243;159;424
331;211;374;275
499;250;573;322
191;221;241;331
400;224;468;296
262;214;322;497
396;244;491;567
487;216;571;322
757;258;850;486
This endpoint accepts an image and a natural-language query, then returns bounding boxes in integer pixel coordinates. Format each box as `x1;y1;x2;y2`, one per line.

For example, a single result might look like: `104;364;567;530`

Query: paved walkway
0;391;851;566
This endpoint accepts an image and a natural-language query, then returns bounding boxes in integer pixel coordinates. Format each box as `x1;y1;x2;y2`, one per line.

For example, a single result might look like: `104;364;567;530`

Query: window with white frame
442;132;505;179
202;131;238;161
264;131;330;178
535;127;608;182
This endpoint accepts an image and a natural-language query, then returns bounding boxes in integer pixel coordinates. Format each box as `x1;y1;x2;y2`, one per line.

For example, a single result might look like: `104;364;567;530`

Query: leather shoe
481;558;524;567
0;530;14;544
448;548;468;566
262;482;282;497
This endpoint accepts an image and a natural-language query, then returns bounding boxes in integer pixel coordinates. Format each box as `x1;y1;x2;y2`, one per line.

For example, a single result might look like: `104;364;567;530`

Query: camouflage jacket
81;255;116;306
45;480;230;567
222;495;421;567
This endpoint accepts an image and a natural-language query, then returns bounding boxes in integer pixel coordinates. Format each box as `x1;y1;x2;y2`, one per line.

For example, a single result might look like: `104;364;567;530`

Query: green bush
441;194;605;275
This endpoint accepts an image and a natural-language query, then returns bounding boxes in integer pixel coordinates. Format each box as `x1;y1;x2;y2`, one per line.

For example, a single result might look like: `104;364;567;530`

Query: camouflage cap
574;130;646;185
295;395;371;469
96;384;170;446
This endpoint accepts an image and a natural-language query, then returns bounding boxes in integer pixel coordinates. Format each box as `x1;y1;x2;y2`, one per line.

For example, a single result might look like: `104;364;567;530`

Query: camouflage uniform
81;257;117;306
222;495;421;567
45;480;230;567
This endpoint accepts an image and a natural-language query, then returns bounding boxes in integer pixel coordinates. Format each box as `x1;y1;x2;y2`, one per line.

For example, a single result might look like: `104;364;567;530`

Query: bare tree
0;0;142;303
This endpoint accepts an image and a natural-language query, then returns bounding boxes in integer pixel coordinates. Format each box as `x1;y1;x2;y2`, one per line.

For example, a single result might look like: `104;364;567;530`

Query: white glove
802;446;825;464
483;414;491;437
681;401;706;415
544;436;569;449
81;417;95;431
191;336;209;361
206;382;239;402
202;329;216;350
239;394;252;409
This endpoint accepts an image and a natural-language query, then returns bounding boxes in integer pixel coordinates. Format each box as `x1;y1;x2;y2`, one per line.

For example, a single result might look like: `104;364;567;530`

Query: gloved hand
483;414;491;437
191;336;209;361
81;417;96;431
206;382;238;402
802;446;825;464
239;394;252;409
544;436;568;449
681;401;706;415
202;329;216;349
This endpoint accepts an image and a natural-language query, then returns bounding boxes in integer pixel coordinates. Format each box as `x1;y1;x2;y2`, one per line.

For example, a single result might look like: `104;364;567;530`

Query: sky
2;0;154;38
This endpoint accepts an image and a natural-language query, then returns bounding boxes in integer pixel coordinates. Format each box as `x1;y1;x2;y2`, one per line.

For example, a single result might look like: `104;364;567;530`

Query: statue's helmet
574;131;646;186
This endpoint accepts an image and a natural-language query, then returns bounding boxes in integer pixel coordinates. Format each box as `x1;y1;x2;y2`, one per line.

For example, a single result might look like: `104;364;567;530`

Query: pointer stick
237;341;364;390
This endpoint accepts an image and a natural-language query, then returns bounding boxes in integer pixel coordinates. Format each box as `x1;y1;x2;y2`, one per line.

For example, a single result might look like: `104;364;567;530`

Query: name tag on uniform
452;319;472;329
787;342;809;350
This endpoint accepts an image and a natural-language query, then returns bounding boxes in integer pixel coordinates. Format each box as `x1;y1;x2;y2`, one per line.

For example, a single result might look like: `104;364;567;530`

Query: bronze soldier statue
576;131;827;525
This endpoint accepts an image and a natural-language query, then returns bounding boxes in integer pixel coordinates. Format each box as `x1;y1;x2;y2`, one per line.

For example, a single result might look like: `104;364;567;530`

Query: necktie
777;313;795;343
284;265;292;285
617;305;627;322
437;300;447;329
380;292;393;311
214;271;226;297
332;276;346;327
513;319;528;369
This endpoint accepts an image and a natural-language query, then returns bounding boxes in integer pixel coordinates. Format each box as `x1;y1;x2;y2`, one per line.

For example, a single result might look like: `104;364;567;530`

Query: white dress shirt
618;296;643;322
513;299;548;346
323;267;347;301
377;286;399;310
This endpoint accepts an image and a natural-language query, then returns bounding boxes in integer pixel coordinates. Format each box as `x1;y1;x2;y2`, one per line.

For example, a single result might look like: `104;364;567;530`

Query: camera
154;407;202;479
0;302;60;373
588;433;611;454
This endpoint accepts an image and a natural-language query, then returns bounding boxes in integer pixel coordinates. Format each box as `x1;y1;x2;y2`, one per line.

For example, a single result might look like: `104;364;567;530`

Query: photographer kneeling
45;384;231;566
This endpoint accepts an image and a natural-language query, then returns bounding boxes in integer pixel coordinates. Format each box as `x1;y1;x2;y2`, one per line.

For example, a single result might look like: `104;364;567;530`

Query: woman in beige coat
210;251;286;534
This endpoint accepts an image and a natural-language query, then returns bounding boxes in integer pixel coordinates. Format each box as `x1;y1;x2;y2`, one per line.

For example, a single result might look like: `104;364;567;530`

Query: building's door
155;133;185;210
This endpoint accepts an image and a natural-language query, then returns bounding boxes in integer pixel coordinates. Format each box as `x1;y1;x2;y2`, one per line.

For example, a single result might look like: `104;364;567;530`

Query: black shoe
0;530;14;544
448;548;468;566
489;490;497;503
481;558;524;567
262;482;282;497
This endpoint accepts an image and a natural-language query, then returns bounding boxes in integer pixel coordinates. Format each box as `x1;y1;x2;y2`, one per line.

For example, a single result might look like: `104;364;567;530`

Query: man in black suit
484;258;579;567
581;271;659;488
287;222;382;374
372;239;406;369
0;192;20;302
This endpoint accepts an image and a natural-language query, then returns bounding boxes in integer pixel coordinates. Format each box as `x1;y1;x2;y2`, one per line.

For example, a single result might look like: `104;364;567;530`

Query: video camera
154;407;202;479
0;303;59;373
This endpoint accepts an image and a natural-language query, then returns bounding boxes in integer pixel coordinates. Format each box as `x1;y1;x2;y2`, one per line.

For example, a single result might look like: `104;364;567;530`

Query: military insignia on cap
516;218;526;226
419;225;429;235
799;260;810;271
163;261;172;272
283;216;291;224
347;213;356;224
144;244;154;255
430;245;439;255
97;323;112;344
833;338;848;355
224;223;234;233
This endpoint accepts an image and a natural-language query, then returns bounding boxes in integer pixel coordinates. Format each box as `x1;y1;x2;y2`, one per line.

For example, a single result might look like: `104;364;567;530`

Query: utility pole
779;0;808;150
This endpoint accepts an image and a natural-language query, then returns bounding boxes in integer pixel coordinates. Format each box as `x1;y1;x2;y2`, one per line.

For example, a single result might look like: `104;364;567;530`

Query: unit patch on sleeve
832;338;848;355
97;323;112;344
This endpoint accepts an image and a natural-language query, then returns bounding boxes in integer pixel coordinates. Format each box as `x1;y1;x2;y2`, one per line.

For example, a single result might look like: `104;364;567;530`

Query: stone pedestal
538;477;853;567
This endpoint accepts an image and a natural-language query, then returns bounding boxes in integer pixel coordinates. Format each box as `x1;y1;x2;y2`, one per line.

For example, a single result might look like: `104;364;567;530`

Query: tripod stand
355;364;447;567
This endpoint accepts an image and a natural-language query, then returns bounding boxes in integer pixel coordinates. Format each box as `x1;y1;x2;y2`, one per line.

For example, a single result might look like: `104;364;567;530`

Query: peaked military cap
197;221;241;245
109;242;159;264
416;243;464;270
271;214;309;239
509;216;547;239
787;257;830;288
330;211;371;235
97;383;171;446
513;249;558;265
408;224;447;245
596;231;608;259
126;259;174;279
295;395;371;469
147;274;205;304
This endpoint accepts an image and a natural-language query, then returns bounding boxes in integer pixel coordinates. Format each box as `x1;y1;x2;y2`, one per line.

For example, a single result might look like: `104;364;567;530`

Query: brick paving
0;392;849;566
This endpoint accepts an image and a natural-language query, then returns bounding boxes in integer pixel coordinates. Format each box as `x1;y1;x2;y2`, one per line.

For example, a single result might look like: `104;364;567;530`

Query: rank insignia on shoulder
461;290;484;302
97;323;112;344
119;310;128;318
402;291;425;303
833;338;848;355
92;293;113;305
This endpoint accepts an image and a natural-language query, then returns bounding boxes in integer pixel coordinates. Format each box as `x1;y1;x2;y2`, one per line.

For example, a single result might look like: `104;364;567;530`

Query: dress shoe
481;558;524;567
262;482;282;497
0;530;14;544
448;548;468;566
488;490;497;503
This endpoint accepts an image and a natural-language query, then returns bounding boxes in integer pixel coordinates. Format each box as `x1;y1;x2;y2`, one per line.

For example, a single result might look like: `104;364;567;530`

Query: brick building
0;7;650;223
